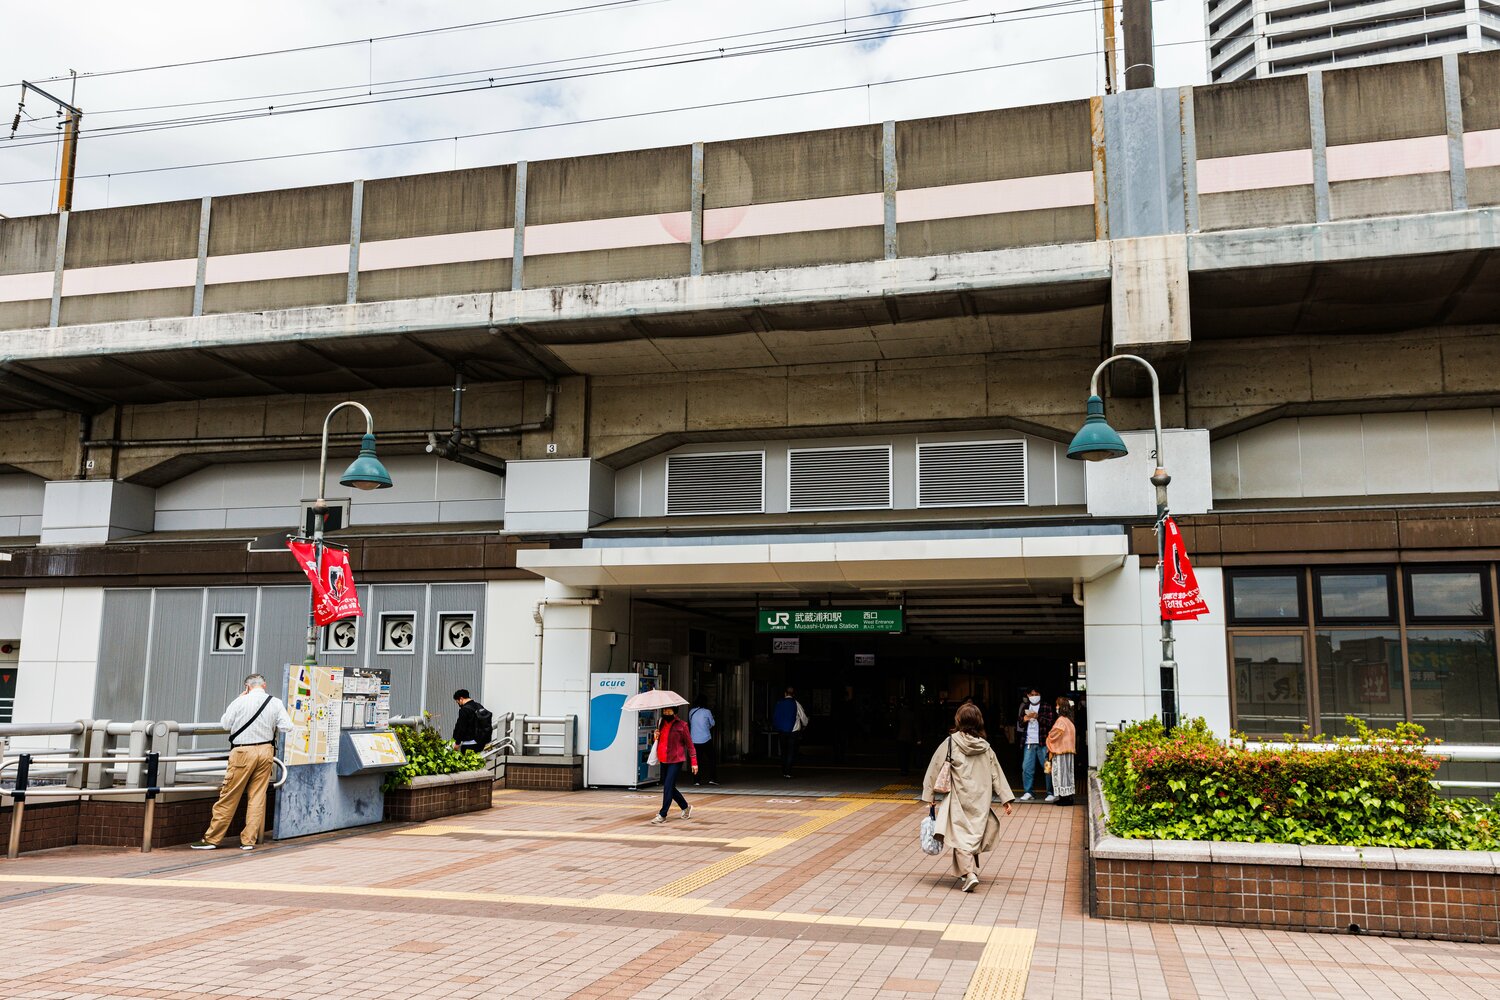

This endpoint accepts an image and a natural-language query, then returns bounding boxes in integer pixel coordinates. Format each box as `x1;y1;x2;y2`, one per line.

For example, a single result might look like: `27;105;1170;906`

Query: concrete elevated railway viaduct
0;53;1498;774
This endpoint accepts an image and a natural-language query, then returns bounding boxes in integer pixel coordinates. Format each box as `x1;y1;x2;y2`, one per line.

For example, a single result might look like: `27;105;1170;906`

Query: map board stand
273;663;385;839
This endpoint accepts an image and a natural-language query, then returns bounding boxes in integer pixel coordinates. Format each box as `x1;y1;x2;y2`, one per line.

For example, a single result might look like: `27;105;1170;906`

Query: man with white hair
191;673;292;851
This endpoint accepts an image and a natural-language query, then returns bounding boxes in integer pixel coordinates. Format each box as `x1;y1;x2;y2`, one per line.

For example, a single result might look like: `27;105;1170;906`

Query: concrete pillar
10;587;104;729
535;582;632;782
1109;235;1190;395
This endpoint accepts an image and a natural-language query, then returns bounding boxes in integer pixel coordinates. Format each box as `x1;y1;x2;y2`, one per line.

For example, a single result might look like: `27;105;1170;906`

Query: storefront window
1315;571;1394;621
1315;630;1405;736
1406;629;1500;744
1407;570;1488;621
1228;574;1303;623
1231;634;1309;736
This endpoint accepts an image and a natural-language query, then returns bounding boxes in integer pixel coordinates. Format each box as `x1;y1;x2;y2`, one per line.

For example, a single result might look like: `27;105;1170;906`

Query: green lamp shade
339;433;394;490
1066;395;1128;462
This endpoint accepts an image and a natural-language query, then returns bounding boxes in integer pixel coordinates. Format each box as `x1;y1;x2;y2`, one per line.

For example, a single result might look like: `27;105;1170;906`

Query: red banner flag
1160;516;1210;621
287;539;363;627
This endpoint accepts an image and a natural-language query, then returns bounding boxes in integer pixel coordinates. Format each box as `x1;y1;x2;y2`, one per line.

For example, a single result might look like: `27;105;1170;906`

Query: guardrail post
563;716;576;758
515;714;528;756
140;751;159;854
7;753;29;859
83;720;112;789
151;722;179;787
66;720;91;789
124;721;150;788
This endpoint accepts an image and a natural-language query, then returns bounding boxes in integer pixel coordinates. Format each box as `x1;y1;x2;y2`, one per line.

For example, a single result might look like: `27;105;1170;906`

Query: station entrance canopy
514;526;1128;591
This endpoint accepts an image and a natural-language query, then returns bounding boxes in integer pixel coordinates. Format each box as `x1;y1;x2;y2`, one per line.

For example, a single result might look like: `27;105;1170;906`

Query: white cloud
0;0;1208;215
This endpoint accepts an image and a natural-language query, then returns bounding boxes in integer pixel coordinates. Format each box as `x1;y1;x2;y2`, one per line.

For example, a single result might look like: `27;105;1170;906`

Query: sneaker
1019;793;1034;801
189;841;218;850
1044;794;1058;803
782;773;792;778
961;873;980;893
682;805;693;820
708;781;720;786
239;844;256;851
651;814;666;825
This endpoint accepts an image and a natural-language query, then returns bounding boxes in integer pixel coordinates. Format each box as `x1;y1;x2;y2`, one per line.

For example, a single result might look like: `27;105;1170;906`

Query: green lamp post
303;402;394;664
1067;354;1178;729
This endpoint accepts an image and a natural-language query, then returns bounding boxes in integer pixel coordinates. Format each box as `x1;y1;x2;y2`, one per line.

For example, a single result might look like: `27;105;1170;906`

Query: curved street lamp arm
1086;353;1165;472
316;401;377;503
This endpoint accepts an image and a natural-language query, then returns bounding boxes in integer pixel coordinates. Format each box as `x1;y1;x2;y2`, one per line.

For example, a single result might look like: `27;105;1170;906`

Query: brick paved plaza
3;788;1500;999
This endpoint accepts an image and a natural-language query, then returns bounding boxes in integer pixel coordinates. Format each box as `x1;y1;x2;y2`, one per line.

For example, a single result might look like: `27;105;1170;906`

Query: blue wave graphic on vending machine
589;693;627;752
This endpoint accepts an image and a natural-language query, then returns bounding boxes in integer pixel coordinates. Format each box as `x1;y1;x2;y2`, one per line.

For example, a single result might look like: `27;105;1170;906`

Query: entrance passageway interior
630;584;1086;796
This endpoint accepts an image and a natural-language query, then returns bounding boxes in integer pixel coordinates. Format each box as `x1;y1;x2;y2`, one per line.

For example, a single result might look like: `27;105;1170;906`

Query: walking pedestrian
451;689;494;753
772;687;809;778
919;703;1015;892
688;695;719;786
1015;687;1055;800
648;705;698;824
191;674;292;851
1045;697;1077;805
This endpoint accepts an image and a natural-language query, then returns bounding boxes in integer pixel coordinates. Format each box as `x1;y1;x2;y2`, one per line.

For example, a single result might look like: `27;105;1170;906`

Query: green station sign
757;608;904;634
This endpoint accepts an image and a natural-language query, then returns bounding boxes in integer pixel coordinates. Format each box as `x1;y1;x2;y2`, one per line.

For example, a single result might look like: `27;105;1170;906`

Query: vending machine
588;665;662;788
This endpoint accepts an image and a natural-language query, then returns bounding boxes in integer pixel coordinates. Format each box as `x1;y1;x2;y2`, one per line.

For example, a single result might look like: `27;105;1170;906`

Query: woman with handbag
1045;698;1077;806
919;703;1015;892
648;705;698;825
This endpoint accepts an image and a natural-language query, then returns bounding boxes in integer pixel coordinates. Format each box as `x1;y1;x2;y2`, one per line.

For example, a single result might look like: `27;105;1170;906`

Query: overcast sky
0;0;1206;217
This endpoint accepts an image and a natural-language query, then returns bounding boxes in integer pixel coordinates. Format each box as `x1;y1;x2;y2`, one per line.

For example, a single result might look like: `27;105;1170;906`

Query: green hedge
1100;717;1500;850
381;713;487;792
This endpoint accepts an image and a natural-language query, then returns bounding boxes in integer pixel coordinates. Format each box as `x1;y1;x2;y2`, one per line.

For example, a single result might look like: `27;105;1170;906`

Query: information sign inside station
757;608;904;634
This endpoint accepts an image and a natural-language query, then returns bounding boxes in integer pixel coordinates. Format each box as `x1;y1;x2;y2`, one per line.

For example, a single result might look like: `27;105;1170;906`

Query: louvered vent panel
666;452;764;515
788;447;892;511
918;440;1027;507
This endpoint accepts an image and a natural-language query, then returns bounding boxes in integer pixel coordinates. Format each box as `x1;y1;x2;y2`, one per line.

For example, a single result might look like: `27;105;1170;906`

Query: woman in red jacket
650;705;698;824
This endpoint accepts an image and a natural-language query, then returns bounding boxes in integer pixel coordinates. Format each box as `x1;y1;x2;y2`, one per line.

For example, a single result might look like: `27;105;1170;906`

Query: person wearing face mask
648;705;698;825
1015;688;1056;801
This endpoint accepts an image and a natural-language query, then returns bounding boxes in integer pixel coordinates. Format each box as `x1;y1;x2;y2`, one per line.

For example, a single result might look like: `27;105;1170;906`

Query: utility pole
1122;0;1155;90
1102;0;1120;94
8;79;83;213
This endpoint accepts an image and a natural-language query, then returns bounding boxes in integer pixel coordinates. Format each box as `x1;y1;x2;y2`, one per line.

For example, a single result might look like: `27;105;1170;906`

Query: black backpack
470;702;494;747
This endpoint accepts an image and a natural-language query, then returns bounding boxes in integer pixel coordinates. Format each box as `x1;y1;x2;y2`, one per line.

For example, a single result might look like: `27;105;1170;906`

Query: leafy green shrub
381;713;486;792
1098;716;1500;850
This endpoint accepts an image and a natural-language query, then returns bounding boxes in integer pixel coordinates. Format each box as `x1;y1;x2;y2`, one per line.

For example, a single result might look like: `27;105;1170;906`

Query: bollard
140;751;160;854
7;753;30;859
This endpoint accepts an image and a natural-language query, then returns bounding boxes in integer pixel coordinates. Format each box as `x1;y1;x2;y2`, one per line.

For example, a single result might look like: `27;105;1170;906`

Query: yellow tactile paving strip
964;927;1037;999
0;872;1006;942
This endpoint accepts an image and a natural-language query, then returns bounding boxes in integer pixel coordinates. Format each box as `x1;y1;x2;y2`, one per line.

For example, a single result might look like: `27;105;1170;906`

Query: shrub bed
1100;717;1500;850
382;715;487;792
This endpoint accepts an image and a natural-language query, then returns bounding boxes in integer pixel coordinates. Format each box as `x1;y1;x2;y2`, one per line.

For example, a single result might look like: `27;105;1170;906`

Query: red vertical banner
1159;516;1209;620
287;540;364;626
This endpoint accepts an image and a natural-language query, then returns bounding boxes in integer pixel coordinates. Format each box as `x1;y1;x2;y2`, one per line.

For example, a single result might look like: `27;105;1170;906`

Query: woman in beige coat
920;703;1015;893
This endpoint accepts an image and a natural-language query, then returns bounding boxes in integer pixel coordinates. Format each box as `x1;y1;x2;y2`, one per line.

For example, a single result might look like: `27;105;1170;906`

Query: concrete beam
1187;207;1499;272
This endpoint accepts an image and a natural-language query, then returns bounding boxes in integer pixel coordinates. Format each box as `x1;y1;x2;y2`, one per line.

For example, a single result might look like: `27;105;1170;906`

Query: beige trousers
203;744;275;846
951;849;982;877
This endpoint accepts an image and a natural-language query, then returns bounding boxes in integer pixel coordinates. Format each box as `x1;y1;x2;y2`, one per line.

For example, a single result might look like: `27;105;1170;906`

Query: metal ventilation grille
918;440;1027;507
788;446;893;511
666;452;764;515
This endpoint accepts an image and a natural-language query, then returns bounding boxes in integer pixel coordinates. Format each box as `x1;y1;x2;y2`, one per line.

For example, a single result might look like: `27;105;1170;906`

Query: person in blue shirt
688;694;719;786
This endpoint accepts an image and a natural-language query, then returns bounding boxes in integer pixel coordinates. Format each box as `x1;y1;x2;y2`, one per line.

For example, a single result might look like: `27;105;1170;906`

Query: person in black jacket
452;689;489;751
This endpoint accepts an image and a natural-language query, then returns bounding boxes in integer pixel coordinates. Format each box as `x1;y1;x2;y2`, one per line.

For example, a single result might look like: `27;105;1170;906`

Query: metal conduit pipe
1072;580;1085;607
532;594;602;714
426;376;556;476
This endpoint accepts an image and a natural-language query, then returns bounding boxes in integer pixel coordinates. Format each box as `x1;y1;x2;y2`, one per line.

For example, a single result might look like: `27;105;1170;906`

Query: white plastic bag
647;739;659;766
919;810;944;856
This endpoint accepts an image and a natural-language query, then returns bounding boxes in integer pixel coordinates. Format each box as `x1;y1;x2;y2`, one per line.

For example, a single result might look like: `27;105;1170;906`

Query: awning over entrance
516;528;1128;589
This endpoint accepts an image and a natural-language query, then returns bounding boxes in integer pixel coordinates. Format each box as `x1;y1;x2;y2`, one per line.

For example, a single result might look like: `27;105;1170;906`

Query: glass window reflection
1317;573;1392;620
1409;571;1486;620
1232;635;1309;737
1315;630;1405;736
1406;629;1500;744
1230;575;1302;622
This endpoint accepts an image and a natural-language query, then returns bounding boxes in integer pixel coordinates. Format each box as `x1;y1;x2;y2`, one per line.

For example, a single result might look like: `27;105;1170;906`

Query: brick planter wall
0;800;81;853
383;771;492;823
1089;773;1500;943
500;760;583;792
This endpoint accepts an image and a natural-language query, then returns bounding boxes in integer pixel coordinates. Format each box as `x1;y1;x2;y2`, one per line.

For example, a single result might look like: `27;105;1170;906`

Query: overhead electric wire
79;0;1002;119
4;0;678;89
0;35;1210;191
0;0;1108;154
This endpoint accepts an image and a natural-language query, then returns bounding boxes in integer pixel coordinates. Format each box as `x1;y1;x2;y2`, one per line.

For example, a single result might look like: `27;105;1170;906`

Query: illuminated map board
285;663;344;766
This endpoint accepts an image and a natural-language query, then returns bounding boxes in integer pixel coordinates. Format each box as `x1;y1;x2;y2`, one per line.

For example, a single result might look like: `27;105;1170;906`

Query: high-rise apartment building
1208;0;1499;82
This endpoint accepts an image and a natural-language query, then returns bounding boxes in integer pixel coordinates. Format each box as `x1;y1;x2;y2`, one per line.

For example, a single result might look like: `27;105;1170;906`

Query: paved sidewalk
2;786;1499;999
